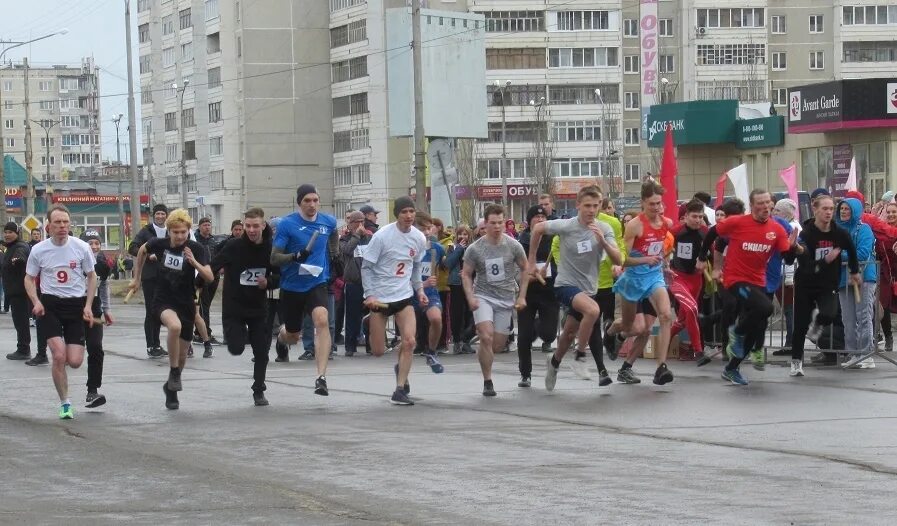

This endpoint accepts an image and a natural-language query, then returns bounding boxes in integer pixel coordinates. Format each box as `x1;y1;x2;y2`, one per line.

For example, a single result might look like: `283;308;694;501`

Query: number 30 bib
163;250;184;271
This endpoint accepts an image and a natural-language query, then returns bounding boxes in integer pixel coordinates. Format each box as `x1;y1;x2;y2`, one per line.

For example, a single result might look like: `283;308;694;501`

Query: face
231;223;244;237
539;198;552;213
415;221;433;236
623;214;634;224
30;229;41;242
529;214;547;227
243;217;263;243
604;202;615;215
685;211;704;230
715;209;726;222
4;230;17;243
47;210;71;240
839;202;852;222
153;211;167;226
485;213;504;237
750;193;772;220
457;230;469;243
815;198;834;224
887;204;897;225
199;222;212;236
88;239;101;254
349;216;364;231
642;194;663;218
299;193;320;217
397;207;416;229
169;224;189;246
365;211;378;223
577;195;601;222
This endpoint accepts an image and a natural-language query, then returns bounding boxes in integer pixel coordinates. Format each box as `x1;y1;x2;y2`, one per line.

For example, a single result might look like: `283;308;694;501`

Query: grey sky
1;0;140;163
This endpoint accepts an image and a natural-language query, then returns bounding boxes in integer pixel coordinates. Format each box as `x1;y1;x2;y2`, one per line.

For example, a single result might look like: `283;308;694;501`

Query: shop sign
735;116;785;149
789;78;897;133
476;184;538;200
646;100;738;147
52;194;150;204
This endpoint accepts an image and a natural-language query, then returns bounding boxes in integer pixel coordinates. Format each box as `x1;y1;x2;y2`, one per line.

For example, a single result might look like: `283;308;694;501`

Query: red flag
715;172;728;208
659;124;678;222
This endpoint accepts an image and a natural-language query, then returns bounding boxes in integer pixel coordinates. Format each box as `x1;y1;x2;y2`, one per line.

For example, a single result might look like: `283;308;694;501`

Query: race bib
815;247;832;261
676;243;693;260
485;257;505;282
240;267;265;286
52;266;71;284
395;260;411;277
421;262;432;278
536;261;552;278
163;250;184;271
577;240;592;254
646;241;663;256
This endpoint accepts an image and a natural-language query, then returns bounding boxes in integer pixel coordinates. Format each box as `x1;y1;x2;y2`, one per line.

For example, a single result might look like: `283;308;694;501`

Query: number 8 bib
485;257;505;282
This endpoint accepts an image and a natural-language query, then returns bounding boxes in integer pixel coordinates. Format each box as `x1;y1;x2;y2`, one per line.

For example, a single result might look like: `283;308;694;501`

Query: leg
728;285;774;371
223;315;248;356
247;316;270;393
561;292;599;362
610;299;638;337
159;310;184;369
516;297;538;379
790;287;815;362
198;278;218;339
301;312;315;352
142;280;157;348
312;306;331;376
647;287;674;365
394;306;417;388
856;282;876;353
47;336;69;401
367;313;389;356
10;295;31;353
623;314;654;366
85;323;104;392
476;321;496;381
838;289;858;351
344;282;363;353
426;307;442;351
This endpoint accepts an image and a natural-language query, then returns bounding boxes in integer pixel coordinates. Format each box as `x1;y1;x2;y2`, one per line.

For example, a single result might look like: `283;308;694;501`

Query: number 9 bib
53;267;70;284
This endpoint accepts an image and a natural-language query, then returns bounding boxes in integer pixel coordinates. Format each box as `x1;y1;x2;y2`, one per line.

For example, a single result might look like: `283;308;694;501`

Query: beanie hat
773;198;797;220
810;188;830;201
152;204;168;215
677;203;688;220
882;191;895;203
81;230;101;243
3;221;19;234
526;205;547;224
846;190;865;205
296;184;317;204
393;196;415;218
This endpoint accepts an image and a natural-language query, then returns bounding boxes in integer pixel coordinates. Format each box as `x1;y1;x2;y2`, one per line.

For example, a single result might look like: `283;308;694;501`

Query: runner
129;209;213;410
269;184;339;396
81;230;113;408
24;205;97;419
128;204;169;358
604;181;676;385
526;185;621;391
670;200;709;363
411;211;446;373
697;189;801;385
211;207;279;405
462;204;529;396
360;196;429;405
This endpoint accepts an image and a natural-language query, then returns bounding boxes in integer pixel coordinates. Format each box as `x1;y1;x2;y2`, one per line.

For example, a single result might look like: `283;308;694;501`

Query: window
487;48;547;69
207;67;221;88
624;55;640;73
209;136;223;156
331;56;368;83
330;0;365;12
39;100;54;110
554;10;609;31
39;81;52;91
332;93;369;117
164;112;177;131
166;143;179;162
352;164;370;184
489;84;547;106
771;52;787;70
552;158;611;178
771;15;786;34
625;164;641;182
162;15;174;36
40;156;55;166
844;41;897;62
809;51;824;70
60;115;79;127
141;85;153;104
697;8;766;29
551;120;618;142
624;91;639;110
187;172;197;192
210;169;224;190
2;80;12;91
548;47;618;68
208;101;222;122
62;134;79;146
843;5;897;25
184;140;196;161
809;14;823;33
697;43;766;65
167;176;180;195
330;20;366;48
773;87;787;106
181;43;194;62
40;137;55;147
3;100;11;109
659;18;674;37
5;138;13;148
181;107;195;128
138;23;150;43
623;19;639;37
351;128;369;150
142;117;152;137
207;32;220;53
482;10;544;32
205;0;219;20
483;122;544;143
548;84;619;104
137;0;150;12
179;8;192;30
334;166;352;186
4;119;13;129
139;55;151;74
164;81;176;98
659;55;674;73
162;47;176;68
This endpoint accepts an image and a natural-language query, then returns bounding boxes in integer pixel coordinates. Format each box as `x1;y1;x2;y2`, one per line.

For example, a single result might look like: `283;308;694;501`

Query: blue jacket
445;244;465;286
836;198;877;286
765;216;792;293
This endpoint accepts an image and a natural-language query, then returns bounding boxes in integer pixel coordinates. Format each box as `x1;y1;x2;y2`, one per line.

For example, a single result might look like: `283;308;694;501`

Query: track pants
725;282;774;372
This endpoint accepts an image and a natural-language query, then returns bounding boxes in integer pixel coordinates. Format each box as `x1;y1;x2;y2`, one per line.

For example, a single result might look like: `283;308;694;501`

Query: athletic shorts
637;298;657;317
367;296;414;317
565;293;600;323
154;302;195;342
613;270;666;302
554;285;587;310
413;287;442;311
280;285;329;333
39;295;87;346
472;295;513;335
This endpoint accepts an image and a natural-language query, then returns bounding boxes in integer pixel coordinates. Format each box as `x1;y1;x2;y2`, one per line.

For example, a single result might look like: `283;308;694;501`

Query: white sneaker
858;358;876;369
545;356;559;391
806;323;822;343
569;356;592;380
789;360;804;377
842;354;869;369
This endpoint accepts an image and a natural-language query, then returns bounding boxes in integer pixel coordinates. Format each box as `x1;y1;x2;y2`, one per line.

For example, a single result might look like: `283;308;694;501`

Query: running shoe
461;342;476;354
721;369;749;385
390;387;414;405
253;391;269;406
518;376;531;387
314;376;329;396
569;355;592;380
653;363;674;385
806;322;823;343
617;367;641;384
424;351;444;374
203;342;213;358
602;320;619;360
162;382;179;410
452;343;463;355
695;352;712;368
85;392;106;408
858;359;876;369
541;342;553;354
544;356;559;391
209;336;223;345
811;352;837;365
842;354;870;369
297;350;314;360
58;403;74;420
750;349;765;371
6;350;31;361
393;363;410;395
167;368;183;392
789;360;804;377
436;346;448;355
25;353;48;366
413;347;425;356
598;371;613;387
192;334;203;344
275;341;290;362
483;380;497;397
147;346;165;358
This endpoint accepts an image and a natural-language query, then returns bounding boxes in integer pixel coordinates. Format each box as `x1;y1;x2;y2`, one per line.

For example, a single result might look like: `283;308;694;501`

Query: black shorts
280;285;329;333
39;295;87;346
154;302;195;342
366;297;414;318
566;293;599;323
637;298;657;317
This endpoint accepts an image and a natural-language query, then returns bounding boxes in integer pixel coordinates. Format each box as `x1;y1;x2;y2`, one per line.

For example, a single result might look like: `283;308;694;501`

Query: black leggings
517;289;559;378
595;287;615;325
142;279;162;348
86;323;104;391
882;310;892;340
791;286;838;361
725;282;774;371
449;285;472;344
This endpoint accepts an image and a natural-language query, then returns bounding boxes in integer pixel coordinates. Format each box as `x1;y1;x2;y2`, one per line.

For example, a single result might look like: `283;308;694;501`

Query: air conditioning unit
697;26;707;37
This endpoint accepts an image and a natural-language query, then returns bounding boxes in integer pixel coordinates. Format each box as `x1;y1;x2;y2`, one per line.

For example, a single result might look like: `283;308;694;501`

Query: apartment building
137;0;332;226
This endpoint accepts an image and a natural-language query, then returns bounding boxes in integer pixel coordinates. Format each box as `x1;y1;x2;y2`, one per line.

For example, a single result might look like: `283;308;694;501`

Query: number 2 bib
485;257;505;282
240;267;265;286
163;250;184;271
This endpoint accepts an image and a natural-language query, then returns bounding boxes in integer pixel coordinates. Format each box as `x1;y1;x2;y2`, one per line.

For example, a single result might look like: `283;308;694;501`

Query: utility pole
31;119;60;213
23;58;35;216
595;88;608;195
112;113;126;254
411;0;427;211
495;80;511;209
125;0;142;239
176;80;189;210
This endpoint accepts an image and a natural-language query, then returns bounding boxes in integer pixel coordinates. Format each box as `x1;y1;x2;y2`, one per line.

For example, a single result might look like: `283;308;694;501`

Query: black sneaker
298;350;314;360
390;387;414;405
168;368;183;391
653;363;674;385
617;367;641;384
695;352;712;367
483;380;497;397
314;376;329;396
598;371;613;387
274;354;289;363
147;346;166;358
209;336;223;345
162;382;179;410
253;391;269;406
192;334;203;344
518;376;531;387
541;342;553;354
6;350;31;361
275;340;289;361
203;342;213;358
25;353;49;366
394;363;410;395
413;347;424;356
602;320;618;360
345;348;356;357
85;392;107;408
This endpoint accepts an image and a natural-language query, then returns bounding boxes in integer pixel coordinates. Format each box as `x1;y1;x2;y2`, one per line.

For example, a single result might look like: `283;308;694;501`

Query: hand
295;248;311;263
711;269;722;284
788;228;798;246
695;259;706;272
32;301;45;318
588;223;605;242
417;290;429;306
103;312;114;326
645;255;662;266
256;275;268;289
468;297;480;311
850;273;862;286
183;246;196;265
363;296;380;310
663;267;675;280
355;224;367;236
425;276;437;288
148;254;158;262
457;239;467;248
128;280;140;293
514;296;527;312
824;248;841;264
612;265;623;278
82;306;94;328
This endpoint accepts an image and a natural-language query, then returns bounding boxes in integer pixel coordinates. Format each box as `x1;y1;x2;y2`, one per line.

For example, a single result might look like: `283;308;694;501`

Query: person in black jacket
340;210;372;357
194;217;221;344
128;204;169;358
210;208;280;406
81;231;113;408
3;223;34;360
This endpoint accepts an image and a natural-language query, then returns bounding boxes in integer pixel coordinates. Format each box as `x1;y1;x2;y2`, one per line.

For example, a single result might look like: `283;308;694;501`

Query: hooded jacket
835;198;876;286
210;224;280;318
340;228;372;284
1;237;30;296
791;216;857;289
128;222;166;281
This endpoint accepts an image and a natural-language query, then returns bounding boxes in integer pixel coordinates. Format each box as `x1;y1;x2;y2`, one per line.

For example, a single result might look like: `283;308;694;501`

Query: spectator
539;194;558;220
360;204;380;234
194;217;221;345
693;191;716;226
445;224;474;354
340;211;372;356
230;219;244;239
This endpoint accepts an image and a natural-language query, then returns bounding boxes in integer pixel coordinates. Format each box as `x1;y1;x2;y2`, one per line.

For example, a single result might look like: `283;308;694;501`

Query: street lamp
31;118;61;213
493;80;512;208
112;113;124;165
111;113;127;254
0;28;68;224
174;80;189;209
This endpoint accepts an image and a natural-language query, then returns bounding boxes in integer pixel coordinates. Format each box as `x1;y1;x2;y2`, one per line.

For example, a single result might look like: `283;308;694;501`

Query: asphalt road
2;300;897;525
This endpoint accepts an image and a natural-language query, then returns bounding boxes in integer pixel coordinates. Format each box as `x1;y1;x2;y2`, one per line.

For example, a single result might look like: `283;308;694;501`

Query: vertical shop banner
832;144;853;198
640;0;658;140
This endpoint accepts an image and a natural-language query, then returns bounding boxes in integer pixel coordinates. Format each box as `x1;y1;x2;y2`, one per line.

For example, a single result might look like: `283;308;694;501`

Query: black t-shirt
145;238;208;308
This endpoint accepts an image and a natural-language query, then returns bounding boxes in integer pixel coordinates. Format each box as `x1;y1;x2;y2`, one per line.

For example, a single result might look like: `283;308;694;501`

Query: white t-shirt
361;222;427;303
26;237;96;298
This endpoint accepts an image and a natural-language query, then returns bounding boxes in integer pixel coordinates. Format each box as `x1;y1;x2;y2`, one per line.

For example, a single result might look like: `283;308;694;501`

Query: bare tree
526;103;555;198
454;138;480;227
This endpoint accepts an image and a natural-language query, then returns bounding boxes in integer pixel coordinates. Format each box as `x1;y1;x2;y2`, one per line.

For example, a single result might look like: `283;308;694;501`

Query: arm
460;259;478;310
410;258;423;295
270;245;296;267
24;274;41;310
99;278;112;313
445;245;464;269
328;229;339;260
128;227;149;257
361;258;376;300
340;234;361;258
526;222;546;266
129;244;149;286
621;220;658;267
698;225;720;262
841;230;859;275
209;240;231;275
83;271;97;312
515;253;529;308
600;226;622;266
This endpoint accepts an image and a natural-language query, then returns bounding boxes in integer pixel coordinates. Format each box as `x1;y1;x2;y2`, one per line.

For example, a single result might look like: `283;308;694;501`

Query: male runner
603;182;676;385
361;196;428;405
412;211;446;373
462;204;529;396
128;204;169;358
527;185;621;391
82;231;113;408
129;209;213;409
270;184;339;396
211;208;279;406
697;189;801;385
670;200;709;362
25;205;97;419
